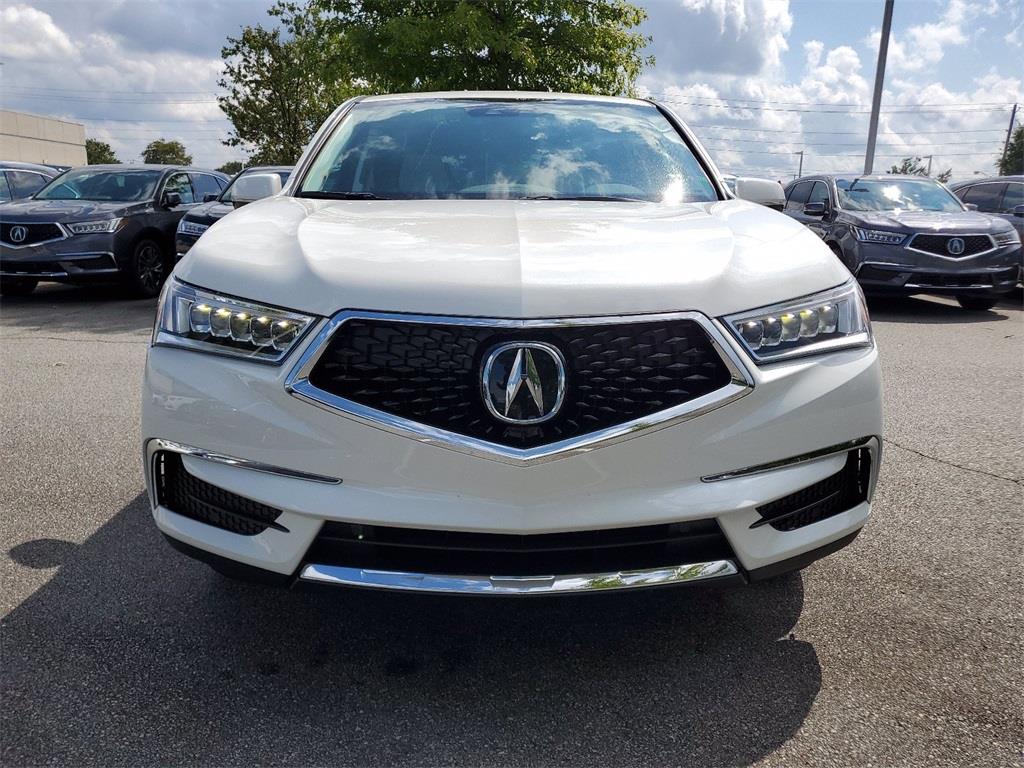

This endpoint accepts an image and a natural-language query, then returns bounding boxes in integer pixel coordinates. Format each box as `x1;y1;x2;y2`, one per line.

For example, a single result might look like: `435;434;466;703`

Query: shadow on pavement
2;493;821;766
866;291;1020;324
0;283;156;337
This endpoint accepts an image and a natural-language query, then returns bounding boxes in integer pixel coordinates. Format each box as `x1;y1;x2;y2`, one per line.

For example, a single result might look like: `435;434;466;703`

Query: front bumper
142;315;883;594
0;233;121;281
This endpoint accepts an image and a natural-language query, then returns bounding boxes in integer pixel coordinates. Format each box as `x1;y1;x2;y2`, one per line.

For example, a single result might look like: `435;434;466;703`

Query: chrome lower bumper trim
701;436;879;482
299;560;739;594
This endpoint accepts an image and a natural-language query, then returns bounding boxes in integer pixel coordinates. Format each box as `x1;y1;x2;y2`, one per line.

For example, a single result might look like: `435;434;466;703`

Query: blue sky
1;0;1020;180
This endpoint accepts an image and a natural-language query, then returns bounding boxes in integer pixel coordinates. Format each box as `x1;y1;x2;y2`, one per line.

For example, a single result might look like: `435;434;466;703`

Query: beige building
0;110;87;166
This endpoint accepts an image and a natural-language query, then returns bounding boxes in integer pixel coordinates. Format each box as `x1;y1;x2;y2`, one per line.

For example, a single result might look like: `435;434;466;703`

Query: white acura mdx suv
143;92;882;594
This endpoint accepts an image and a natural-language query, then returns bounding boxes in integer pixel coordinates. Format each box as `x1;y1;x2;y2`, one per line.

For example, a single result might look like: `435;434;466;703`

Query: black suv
0;164;228;297
782;174;1021;310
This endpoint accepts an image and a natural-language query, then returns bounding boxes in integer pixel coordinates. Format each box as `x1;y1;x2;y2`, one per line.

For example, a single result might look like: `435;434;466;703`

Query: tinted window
961;183;1006;213
35;168;162;201
0;173;11;202
785;182;812;211
190;173;223;200
835;178;963;212
221;170;291;203
164;173;195;204
8;171;50;197
808;181;830;206
1002;182;1023;211
301;99;718;203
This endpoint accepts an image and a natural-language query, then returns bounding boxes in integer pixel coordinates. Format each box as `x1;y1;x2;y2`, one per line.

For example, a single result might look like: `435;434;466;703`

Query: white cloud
0;4;76;59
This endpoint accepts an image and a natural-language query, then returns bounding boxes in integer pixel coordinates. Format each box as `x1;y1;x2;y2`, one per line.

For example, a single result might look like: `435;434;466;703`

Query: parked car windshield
835;177;964;213
35;168;162;202
221;169;291;203
299;98;718;203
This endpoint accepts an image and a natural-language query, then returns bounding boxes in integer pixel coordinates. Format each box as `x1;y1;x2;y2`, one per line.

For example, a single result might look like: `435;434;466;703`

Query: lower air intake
153;451;285;536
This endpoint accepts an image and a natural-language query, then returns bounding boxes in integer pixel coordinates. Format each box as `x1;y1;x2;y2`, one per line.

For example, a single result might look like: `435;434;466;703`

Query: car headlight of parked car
850;226;906;245
724;280;872;363
67;218;122;234
153;278;317;363
177;220;210;237
993;230;1020;247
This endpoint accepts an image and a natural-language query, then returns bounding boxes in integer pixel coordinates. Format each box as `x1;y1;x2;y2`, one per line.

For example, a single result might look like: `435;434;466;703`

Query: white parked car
144;92;882;595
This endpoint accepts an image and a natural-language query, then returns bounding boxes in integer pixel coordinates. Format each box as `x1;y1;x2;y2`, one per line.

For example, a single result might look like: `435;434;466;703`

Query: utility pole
795;150;804;178
924;154;933;175
1003;103;1018;165
864;0;895;174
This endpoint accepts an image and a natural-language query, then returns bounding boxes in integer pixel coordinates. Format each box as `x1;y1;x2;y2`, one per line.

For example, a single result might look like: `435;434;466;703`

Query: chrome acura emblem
481;342;566;425
9;225;28;244
947;237;965;255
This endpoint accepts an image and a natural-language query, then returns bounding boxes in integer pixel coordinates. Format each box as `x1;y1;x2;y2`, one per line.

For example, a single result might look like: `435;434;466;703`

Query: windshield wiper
296;191;389;200
522;195;647;202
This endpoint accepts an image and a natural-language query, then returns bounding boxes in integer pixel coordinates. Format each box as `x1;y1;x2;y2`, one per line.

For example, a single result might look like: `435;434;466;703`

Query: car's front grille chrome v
284;310;755;465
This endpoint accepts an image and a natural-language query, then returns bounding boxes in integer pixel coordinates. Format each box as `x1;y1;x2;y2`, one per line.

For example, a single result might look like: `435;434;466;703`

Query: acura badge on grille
481;342;567;425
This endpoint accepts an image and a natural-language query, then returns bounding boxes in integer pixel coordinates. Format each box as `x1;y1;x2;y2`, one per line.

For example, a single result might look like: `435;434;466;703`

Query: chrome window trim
905;233;997;259
284;309;755;466
299;559;739;594
144;438;341;508
0;221;70;249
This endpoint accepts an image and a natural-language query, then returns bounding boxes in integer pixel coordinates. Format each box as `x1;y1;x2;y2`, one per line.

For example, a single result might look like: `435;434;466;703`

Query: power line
663;99;1012;114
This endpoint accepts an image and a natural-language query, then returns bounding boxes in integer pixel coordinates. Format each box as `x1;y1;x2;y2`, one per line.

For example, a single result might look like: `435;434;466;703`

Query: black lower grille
0;223;64;247
909;271;1002;288
305;519;736;576
754;449;871;532
154;451;285;536
909;234;991;257
307;317;733;449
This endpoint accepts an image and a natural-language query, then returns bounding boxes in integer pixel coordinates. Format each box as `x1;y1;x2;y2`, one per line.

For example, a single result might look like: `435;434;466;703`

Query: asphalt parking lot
1;284;1021;767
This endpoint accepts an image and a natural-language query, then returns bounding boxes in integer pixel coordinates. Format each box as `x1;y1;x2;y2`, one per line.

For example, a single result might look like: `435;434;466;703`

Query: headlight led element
68;219;122;234
850;226;905;245
154;278;316;362
177;220;210;237
724;280;872;363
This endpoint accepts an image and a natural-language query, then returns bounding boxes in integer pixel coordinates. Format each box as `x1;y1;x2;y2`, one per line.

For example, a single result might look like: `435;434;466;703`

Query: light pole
794;150;804;178
924;154;933;175
865;0;895;174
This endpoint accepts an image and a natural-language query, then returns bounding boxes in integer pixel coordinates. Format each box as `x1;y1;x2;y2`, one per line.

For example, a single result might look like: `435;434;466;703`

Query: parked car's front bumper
142;317;883;594
0;232;122;282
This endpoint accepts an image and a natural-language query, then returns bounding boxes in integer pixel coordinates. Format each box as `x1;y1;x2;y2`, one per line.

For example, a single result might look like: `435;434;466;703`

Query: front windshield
299;99;718;202
836;178;964;213
34;168;162;202
221;170;291;203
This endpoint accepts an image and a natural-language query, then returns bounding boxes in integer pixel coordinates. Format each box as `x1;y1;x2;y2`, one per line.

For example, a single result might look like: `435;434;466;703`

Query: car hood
183;201;237;227
177;197;850;318
0;199;143;222
845;209;1007;233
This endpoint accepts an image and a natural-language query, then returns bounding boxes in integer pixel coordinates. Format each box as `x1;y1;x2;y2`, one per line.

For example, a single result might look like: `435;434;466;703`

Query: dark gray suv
783;174;1021;311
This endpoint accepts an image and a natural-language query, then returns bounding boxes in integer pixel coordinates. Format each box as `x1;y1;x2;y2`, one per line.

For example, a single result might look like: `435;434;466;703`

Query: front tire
123;238;167;298
0;278;38;296
956;295;998;311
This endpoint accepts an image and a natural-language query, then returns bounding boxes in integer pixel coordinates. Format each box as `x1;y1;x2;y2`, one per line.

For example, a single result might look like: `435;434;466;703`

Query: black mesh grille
307;318;733;449
154;451;285;536
910;234;992;257
754;449;871;532
0;223;64;247
306;519;736;576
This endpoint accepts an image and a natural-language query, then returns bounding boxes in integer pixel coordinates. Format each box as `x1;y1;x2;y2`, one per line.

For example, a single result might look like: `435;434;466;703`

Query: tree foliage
888;156;952;184
85;139;119;165
142;139;192;165
315;0;653;96
997;125;1023;176
217;161;245;176
218;3;363;165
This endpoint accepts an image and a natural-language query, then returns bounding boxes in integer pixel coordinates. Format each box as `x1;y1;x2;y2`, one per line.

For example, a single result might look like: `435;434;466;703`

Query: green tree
997;126;1023;176
218;2;363;165
217;161;245;175
316;0;652;96
142;139;192;165
888;156;952;184
85;138;119;164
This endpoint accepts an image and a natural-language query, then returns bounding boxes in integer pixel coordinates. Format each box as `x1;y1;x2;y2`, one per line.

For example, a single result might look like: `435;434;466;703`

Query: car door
155;172;198;239
804;181;832;239
6;170;52;200
190;173;224;203
997;182;1024;239
783;181;812;223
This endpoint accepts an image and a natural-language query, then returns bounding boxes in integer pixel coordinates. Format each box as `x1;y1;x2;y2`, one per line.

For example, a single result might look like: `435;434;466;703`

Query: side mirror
231;173;282;204
734;177;786;209
964;202;978;211
162;191;182;209
803;201;827;217
203;193;219;203
1013;205;1024;218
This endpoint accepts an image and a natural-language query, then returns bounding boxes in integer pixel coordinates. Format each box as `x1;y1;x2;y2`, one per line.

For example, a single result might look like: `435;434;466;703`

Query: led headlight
724;280;872;363
154;278;317;363
67;219;122;235
993;230;1020;247
851;226;905;245
177;220;209;237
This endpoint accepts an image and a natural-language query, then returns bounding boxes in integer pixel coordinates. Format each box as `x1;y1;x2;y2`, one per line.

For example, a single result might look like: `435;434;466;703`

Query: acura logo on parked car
947;237;965;255
9;225;28;244
481;342;567;425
